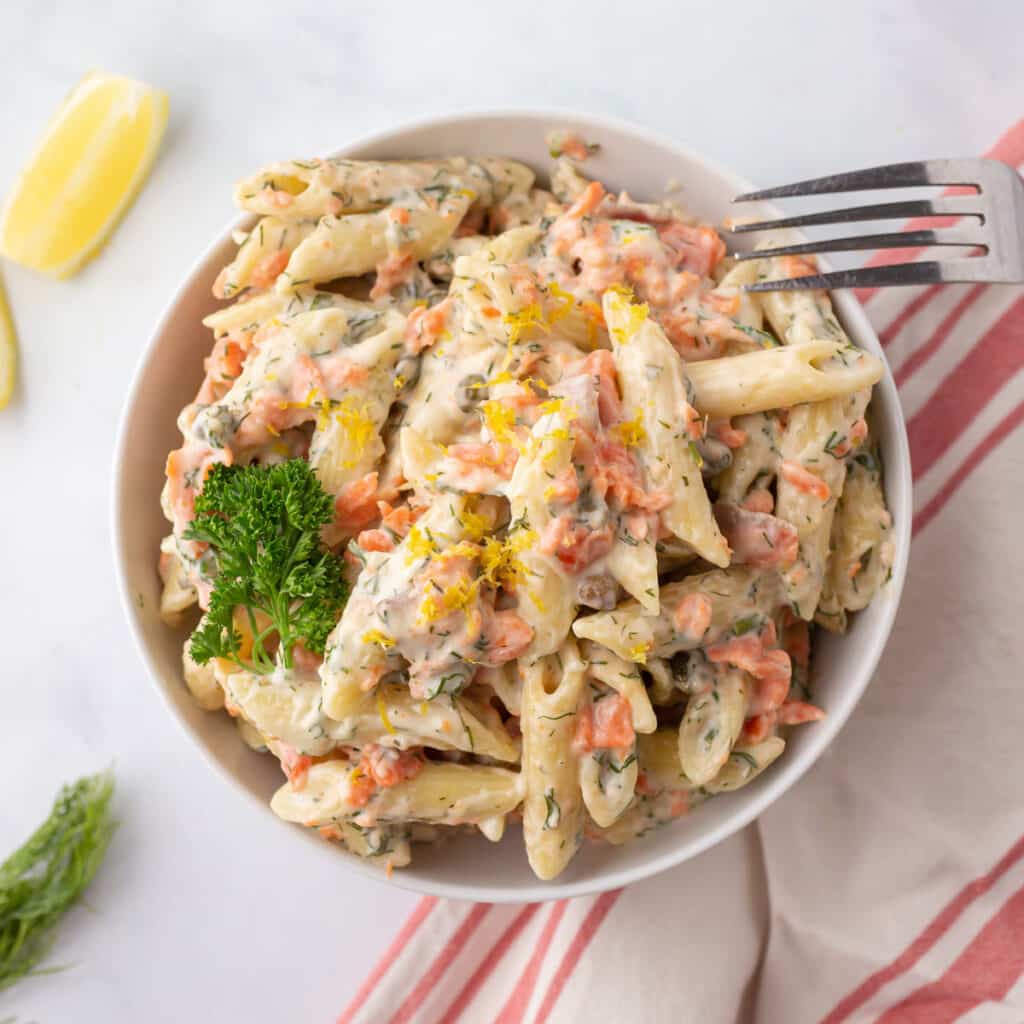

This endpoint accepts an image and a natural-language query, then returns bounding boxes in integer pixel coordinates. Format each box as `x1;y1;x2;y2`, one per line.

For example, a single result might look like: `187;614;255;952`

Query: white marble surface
1;1;1021;1020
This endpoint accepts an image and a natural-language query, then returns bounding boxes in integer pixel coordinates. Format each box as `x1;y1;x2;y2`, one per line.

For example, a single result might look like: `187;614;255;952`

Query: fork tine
727;195;985;233
731;158;997;201
745;262;945;291
742;260;993;292
919;158;997;187
733;228;986;262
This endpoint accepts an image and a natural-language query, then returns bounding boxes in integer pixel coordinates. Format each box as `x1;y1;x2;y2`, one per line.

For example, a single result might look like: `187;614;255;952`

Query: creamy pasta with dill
158;137;894;879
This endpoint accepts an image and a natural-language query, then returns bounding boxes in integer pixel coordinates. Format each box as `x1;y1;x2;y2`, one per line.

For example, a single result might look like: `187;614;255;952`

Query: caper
393;353;421;392
576;574;618;610
456;374;488;412
668;649;714;694
695;437;732;476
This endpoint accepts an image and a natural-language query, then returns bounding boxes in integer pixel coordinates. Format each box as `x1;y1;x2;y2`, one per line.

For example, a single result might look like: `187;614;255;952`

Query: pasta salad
158;139;894;879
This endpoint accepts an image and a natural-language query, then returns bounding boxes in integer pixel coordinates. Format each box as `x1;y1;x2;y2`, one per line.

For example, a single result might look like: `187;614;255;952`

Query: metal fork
728;159;1024;292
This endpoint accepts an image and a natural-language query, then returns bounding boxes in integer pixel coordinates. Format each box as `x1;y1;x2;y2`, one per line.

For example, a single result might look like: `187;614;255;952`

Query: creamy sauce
162;143;894;874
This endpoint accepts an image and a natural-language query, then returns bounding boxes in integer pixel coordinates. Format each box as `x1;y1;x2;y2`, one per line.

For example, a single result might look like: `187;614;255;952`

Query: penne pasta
279;193;473;291
321;497;474;719
816;448;895;631
222;667;517;763
164;144;895;878
520;639;587;880
677;665;748;786
506;404;579;657
603;288;729;570
756;250;853;347
235;156;535;220
159;536;198;624
181;636;224;711
213;216;316;299
581;641;657;734
776;389;871;618
686;340;883;419
703;737;786;793
271;760;523;830
573;567;781;664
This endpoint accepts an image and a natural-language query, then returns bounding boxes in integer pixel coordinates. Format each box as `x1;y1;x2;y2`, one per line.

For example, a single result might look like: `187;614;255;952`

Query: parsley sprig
185;460;349;674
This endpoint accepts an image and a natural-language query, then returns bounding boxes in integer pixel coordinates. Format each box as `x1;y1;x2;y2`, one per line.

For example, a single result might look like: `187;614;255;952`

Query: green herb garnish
1;771;115;991
543;789;561;830
733;615;760;637
603;752;637;774
824;431;848;459
186;460;349;674
734;323;777;347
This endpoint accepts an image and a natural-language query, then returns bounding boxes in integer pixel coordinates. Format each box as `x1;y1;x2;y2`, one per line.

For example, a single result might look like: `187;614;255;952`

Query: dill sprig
0;771;116;991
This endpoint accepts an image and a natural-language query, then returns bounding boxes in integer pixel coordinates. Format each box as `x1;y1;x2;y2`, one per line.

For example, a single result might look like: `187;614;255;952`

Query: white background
1;1;1021;1020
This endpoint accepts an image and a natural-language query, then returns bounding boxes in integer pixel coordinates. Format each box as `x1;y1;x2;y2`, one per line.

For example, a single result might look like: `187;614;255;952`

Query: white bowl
112;110;911;903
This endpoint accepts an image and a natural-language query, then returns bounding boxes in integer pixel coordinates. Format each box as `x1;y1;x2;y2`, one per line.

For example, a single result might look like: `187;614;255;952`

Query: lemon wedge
0;71;168;278
0;273;16;408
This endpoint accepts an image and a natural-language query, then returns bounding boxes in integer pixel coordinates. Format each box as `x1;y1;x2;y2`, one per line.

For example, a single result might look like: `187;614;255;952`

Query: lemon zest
503;302;545;344
538;397;575;422
460;507;492;542
606;283;637;300
542;426;571;464
628;642;651;664
438;540;482;563
480;529;537;590
545;282;576;324
377;691;397;734
606;289;650;345
284;386;322;412
486;369;515;388
417;593;442;624
332;399;376;467
614;410;647;447
362;629;395;649
481;399;517;444
405;525;440;564
441;576;479;613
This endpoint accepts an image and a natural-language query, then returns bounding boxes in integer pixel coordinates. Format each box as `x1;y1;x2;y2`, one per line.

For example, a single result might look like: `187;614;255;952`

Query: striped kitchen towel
339;120;1024;1024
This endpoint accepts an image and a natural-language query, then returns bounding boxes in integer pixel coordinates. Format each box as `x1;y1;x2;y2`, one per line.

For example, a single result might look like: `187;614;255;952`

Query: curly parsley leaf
185;460;349;674
0;771;116;991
